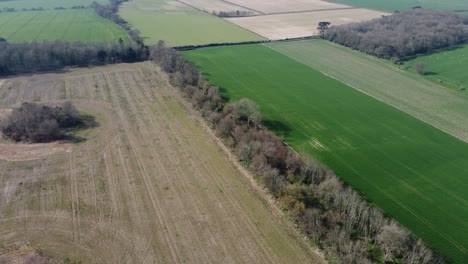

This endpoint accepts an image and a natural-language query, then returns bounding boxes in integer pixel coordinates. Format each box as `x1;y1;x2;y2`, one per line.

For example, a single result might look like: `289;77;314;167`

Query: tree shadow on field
218;87;231;102
424;71;438;76
262;119;291;138
63;114;99;143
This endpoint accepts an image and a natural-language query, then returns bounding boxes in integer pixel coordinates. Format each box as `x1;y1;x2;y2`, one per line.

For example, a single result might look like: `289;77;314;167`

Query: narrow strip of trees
149;41;445;264
0;41;148;76
0;0;149;77
91;0;144;44
213;10;255;17
324;9;468;61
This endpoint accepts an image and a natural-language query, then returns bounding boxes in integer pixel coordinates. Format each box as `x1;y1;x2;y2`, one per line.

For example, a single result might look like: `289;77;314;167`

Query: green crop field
267;40;468;145
325;0;468;12
119;0;265;46
0;9;130;43
183;45;468;263
0;0;108;10
404;45;468;91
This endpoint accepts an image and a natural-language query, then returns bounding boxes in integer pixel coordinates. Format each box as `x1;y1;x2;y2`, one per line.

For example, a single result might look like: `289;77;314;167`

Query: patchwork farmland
0;0;465;262
0;9;130;43
183;45;468;263
177;0;260;15
210;0;388;40
120;0;265;46
222;0;350;14
0;63;321;263
226;9;387;40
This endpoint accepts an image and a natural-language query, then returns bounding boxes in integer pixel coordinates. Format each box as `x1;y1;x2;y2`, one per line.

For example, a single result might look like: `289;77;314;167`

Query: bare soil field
226;8;387;39
226;0;350;14
0;63;322;263
177;0;260;14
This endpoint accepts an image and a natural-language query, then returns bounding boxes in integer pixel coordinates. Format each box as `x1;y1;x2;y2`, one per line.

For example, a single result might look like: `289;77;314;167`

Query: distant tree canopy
0;101;81;142
0;41;148;76
324;9;468;60
317;21;331;37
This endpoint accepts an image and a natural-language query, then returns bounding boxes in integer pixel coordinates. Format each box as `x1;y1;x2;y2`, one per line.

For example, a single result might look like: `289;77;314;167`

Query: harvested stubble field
0;0;108;10
183;45;468;263
268;40;468;143
0;63;322;263
226;8;387;39
120;0;265;46
0;9;130;43
226;0;350;14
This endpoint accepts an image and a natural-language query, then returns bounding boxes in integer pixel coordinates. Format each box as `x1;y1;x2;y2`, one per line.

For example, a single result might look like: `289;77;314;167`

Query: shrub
1;101;81;142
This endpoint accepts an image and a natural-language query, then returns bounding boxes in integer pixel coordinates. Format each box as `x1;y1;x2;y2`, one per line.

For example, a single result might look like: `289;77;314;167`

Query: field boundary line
164;63;326;263
93;11;132;44
173;0;268;41
218;0;265;14
262;7;357;16
265;44;468;144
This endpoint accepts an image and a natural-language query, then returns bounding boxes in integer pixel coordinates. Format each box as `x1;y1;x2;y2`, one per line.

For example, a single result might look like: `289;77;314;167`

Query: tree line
324;9;468;61
212;10;255;17
149;41;445;264
91;0;144;44
0;41;148;76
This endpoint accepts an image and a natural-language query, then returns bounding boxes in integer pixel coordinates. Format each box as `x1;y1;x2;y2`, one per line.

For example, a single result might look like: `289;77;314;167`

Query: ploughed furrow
0;63;320;264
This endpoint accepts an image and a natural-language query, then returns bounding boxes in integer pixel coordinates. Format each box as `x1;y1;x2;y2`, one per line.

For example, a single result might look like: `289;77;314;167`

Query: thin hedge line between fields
172;36;321;51
148;41;445;264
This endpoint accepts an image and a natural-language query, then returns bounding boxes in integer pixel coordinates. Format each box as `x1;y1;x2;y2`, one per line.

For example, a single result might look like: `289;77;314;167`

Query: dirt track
0;63;324;263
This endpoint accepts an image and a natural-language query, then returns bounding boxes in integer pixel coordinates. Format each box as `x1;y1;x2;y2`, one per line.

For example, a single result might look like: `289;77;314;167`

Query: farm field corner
119;0;265;46
183;44;468;263
0;62;320;263
0;9;130;43
404;45;468;92
267;40;468;144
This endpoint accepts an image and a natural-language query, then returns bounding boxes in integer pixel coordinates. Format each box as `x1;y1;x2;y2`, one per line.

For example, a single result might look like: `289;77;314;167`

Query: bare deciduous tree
325;9;468;60
414;62;427;75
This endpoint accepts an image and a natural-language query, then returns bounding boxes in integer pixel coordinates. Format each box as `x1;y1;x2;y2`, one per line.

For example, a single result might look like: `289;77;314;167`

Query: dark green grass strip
183;45;468;263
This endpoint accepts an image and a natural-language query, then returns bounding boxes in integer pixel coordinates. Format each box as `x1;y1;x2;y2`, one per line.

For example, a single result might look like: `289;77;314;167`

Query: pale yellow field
227;8;388;39
178;0;260;14
226;0;350;14
0;63;323;263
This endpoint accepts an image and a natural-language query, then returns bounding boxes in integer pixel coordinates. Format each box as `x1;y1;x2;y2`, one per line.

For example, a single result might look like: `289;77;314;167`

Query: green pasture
0;9;130;43
325;0;468;12
267;40;468;144
119;0;265;46
0;0;108;10
183;45;468;263
404;45;468;91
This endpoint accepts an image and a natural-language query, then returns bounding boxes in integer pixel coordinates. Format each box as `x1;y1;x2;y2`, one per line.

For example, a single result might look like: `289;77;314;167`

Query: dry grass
226;8;388;39
226;0;350;14
0;63;323;263
0;142;72;162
